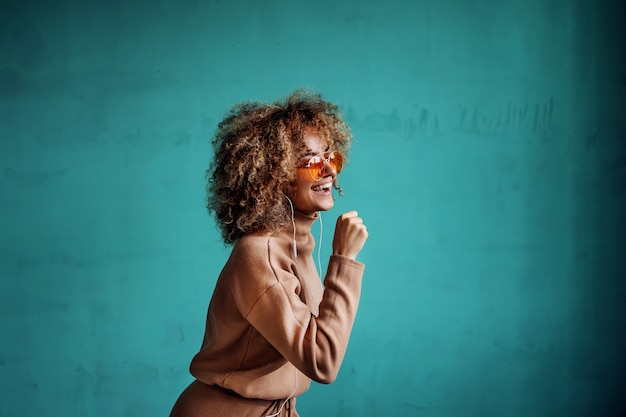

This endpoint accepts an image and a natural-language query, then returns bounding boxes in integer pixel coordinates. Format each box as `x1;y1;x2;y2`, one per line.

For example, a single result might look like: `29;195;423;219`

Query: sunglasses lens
308;155;325;180
329;152;343;174
306;151;344;180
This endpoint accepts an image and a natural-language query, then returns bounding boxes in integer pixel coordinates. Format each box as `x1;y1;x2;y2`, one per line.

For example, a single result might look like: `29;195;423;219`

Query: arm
233;212;368;383
245;254;364;383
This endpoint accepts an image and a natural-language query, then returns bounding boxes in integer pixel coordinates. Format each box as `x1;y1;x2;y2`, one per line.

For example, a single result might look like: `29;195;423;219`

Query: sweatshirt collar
293;210;318;237
285;210;318;255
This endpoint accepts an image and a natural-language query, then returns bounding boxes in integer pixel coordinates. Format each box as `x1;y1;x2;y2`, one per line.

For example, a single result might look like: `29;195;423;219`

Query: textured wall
1;0;624;416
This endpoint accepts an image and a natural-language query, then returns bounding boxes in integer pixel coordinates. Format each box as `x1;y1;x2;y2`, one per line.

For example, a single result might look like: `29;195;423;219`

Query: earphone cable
317;212;323;284
282;194;321;307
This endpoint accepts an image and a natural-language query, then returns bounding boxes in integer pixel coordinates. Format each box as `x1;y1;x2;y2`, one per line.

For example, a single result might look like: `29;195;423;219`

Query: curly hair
206;89;353;245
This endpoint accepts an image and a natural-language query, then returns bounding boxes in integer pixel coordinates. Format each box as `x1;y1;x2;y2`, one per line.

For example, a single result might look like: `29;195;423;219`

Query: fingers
332;210;368;260
339;210;359;219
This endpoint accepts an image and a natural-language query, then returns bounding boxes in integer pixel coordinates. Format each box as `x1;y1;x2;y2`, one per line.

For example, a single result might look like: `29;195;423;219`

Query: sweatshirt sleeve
231;239;364;384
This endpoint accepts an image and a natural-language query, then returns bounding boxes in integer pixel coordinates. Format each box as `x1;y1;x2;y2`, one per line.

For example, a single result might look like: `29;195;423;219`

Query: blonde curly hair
206;89;353;244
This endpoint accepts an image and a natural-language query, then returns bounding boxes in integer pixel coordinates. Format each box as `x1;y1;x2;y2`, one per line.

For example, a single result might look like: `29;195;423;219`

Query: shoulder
232;233;269;257
223;232;295;315
226;232;292;280
232;231;291;261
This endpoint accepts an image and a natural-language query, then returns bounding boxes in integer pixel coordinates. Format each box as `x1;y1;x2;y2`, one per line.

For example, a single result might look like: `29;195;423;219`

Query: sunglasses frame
300;151;343;181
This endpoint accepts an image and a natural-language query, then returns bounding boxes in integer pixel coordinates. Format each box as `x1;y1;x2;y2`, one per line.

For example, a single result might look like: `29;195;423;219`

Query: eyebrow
302;146;331;157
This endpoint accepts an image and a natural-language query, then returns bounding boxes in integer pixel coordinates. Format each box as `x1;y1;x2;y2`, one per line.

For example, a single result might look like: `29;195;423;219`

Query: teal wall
1;1;624;416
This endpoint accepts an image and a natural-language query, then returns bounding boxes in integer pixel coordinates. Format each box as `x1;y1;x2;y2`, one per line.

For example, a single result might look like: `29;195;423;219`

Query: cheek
293;174;315;206
295;171;313;190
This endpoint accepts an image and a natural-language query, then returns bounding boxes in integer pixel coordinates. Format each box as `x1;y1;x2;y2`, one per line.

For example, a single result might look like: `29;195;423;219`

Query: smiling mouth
311;182;332;192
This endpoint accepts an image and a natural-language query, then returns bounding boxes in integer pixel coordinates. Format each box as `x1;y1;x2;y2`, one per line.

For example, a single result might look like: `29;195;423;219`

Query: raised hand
332;210;368;260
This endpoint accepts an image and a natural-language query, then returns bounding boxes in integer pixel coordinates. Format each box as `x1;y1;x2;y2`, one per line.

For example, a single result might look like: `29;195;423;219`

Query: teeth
312;183;332;191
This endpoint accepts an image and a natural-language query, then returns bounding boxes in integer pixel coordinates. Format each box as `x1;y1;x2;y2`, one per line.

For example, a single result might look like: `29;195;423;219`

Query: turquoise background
1;0;624;416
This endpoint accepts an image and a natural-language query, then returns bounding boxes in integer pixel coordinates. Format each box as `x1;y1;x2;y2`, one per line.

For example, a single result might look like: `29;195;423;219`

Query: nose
323;158;337;177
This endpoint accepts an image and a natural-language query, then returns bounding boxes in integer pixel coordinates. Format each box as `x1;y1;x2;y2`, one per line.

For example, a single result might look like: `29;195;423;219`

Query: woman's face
292;130;337;215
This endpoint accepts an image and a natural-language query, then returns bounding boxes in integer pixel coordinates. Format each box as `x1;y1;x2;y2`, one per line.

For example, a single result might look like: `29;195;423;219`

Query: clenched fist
332;210;368;260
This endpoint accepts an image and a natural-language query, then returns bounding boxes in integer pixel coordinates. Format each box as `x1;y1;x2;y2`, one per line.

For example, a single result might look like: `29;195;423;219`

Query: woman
170;90;368;417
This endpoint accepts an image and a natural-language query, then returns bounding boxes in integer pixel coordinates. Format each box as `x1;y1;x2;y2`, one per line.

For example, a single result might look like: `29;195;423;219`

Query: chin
317;202;335;212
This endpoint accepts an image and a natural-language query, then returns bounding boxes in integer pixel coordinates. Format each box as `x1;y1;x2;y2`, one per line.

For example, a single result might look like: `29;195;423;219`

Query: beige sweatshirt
190;211;364;400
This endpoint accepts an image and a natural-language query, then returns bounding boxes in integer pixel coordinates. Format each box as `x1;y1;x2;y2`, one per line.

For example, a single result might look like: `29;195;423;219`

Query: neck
293;210;318;235
282;209;318;258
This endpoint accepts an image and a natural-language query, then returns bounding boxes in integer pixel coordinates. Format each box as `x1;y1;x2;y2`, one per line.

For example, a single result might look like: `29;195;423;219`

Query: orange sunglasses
300;151;344;181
